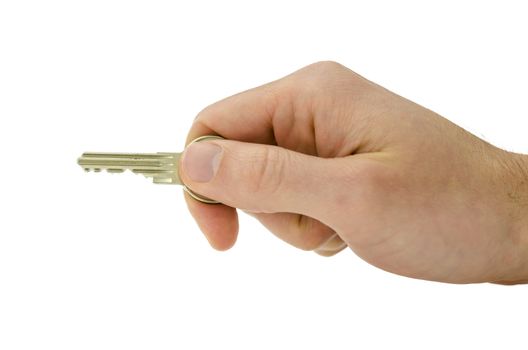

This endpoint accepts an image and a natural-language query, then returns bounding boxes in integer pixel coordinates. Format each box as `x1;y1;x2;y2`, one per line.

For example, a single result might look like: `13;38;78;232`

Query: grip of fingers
182;135;225;204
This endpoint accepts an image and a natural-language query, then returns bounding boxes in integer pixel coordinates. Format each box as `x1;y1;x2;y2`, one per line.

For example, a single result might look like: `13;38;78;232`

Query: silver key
77;135;223;204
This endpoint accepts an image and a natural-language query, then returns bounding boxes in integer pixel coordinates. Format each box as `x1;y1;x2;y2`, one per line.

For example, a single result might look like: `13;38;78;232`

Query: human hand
180;61;528;284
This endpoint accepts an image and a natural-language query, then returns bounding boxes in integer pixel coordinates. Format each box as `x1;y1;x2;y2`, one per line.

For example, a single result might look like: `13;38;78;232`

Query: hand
179;61;528;284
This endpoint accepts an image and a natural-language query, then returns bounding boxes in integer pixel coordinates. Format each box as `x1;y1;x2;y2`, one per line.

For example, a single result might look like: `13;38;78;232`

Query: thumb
180;139;345;217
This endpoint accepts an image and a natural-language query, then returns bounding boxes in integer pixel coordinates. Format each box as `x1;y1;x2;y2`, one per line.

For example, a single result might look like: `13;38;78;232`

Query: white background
1;1;527;349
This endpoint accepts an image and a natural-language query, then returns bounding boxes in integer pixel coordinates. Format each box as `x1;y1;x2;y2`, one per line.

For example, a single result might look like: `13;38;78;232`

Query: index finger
185;80;283;146
182;79;286;250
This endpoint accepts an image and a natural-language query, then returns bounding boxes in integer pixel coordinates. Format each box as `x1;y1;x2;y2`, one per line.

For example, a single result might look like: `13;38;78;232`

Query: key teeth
78;152;182;184
131;169;157;182
153;177;175;184
82;167;127;174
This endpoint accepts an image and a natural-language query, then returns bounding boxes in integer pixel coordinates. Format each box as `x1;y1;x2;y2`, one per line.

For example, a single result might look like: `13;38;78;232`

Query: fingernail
182;142;223;183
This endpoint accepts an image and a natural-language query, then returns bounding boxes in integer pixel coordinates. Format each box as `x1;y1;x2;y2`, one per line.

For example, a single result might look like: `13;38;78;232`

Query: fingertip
184;191;239;251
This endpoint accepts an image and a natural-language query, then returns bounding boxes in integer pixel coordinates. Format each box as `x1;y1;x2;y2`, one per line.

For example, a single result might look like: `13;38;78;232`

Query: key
77;135;223;204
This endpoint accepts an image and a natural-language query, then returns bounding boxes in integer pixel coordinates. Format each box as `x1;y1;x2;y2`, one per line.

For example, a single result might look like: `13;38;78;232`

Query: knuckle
304;61;349;80
194;100;225;124
249;147;287;197
310;60;346;72
297;61;345;79
288;61;355;95
194;102;217;121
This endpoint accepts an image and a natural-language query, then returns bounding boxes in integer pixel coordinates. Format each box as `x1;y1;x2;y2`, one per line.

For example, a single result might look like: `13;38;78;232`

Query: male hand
180;61;528;284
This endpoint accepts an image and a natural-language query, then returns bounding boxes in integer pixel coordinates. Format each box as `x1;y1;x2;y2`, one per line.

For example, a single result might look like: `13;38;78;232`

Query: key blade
77;152;182;185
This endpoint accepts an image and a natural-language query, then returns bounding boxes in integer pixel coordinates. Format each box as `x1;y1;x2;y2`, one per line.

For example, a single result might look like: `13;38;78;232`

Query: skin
179;61;528;284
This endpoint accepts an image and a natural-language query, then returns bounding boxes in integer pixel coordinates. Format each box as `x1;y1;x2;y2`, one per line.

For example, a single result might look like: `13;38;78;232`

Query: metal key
77;135;223;204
